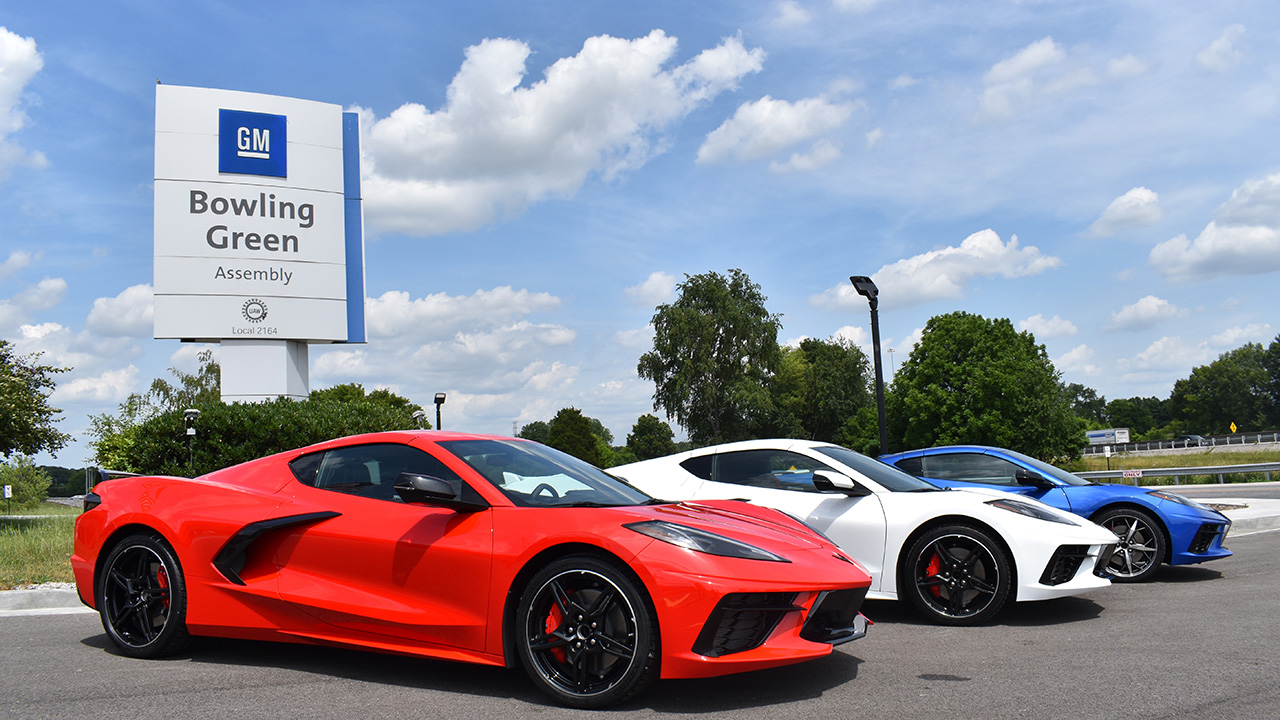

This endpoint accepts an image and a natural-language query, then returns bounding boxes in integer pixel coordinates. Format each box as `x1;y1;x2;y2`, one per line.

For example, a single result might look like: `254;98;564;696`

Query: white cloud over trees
358;31;765;236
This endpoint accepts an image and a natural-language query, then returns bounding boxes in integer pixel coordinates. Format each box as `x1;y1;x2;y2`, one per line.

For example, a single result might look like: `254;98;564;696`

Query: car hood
638;499;834;552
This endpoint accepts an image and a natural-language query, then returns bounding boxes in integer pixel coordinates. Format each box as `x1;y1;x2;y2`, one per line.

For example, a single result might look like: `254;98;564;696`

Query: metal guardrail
1077;462;1280;485
1082;433;1280;455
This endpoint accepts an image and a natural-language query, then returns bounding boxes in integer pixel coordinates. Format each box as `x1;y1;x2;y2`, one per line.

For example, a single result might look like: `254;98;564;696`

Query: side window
922;453;1020;486
892;456;923;476
712;450;831;493
291;443;464;502
679;455;713;481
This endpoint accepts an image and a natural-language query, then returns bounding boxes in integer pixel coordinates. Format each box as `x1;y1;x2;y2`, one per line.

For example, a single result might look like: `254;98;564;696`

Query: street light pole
850;276;888;454
434;392;447;430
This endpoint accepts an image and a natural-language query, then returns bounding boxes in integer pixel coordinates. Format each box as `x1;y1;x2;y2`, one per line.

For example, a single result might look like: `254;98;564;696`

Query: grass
0;502;79;590
1066;448;1280;486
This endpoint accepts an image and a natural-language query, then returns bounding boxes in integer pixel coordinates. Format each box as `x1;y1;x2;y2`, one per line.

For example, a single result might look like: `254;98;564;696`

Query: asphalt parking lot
3;521;1278;719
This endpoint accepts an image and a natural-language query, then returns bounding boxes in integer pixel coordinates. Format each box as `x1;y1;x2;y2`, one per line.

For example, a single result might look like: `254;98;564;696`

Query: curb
0;587;94;617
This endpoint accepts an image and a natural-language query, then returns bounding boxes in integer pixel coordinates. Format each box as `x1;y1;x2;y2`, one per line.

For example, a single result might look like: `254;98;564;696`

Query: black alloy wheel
516;555;659;708
1094;507;1166;582
97;533;191;658
903;524;1011;626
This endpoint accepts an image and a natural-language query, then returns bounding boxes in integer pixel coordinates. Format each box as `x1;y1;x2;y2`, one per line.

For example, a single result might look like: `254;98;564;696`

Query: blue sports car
879;445;1232;582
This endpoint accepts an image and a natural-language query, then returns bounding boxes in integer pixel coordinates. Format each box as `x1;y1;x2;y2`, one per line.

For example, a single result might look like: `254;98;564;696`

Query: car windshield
996;448;1093;487
815;445;941;492
437;439;655;507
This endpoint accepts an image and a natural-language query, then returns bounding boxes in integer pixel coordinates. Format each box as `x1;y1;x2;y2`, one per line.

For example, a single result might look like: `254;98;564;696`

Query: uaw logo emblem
219;109;287;178
242;298;269;323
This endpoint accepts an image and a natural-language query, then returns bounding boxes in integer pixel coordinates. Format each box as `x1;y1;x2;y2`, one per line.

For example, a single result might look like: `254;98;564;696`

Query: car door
273;442;493;651
683;448;891;593
917;452;1072;511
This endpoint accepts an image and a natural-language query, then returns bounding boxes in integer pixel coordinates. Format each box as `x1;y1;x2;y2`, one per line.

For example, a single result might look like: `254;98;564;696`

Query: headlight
985;497;1075;525
625;520;790;562
1148;489;1213;511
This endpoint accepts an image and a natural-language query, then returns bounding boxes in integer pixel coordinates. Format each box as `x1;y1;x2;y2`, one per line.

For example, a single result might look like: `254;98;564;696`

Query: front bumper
630;543;872;680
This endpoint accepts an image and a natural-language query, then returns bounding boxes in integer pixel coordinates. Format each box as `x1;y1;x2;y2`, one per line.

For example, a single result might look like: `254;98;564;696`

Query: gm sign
219;109;287;178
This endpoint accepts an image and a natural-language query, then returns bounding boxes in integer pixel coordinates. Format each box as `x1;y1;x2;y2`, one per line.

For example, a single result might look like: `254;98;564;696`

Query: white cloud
977;36;1102;120
1056;344;1099;376
1196;24;1245;73
0;276;66;330
831;324;868;347
364;286;561;341
0;27;47;179
979;37;1066;119
774;0;811;26
889;74;918;89
1018;314;1078;338
831;0;884;13
864;127;883;148
769;139;843;173
1107;54;1148;78
1151;173;1280;281
0;250;33;280
810;229;1063;310
624;271;677;307
698;95;857;165
52;365;139;403
614;324;654;349
1213;172;1280;226
1210;323;1271;348
1151;223;1280;282
1129;336;1210;372
1106;295;1188;331
359;31;765;236
85;284;153;337
1087;187;1163;237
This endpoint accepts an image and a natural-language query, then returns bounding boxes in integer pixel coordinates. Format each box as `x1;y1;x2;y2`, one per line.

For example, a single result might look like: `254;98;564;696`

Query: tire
96;533;191;658
1094;507;1166;583
902;524;1012;626
515;555;659;708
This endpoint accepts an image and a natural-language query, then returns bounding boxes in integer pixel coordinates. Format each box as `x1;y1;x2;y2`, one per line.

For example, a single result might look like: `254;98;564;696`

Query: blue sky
3;1;1278;466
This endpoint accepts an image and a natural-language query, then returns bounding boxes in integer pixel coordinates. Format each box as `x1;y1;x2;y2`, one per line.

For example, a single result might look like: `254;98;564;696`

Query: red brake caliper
545;602;566;662
925;553;942;597
156;566;171;609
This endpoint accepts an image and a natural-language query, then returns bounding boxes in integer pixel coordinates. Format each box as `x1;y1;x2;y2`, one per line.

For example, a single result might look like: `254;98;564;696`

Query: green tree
626;414;676;461
769;337;872;442
637;269;782;444
87;350;222;469
517;420;551;444
0;340;71;458
1064;383;1107;426
1104;397;1157;437
311;383;420;415
1169;343;1272;434
1265;335;1280;427
886;311;1084;460
0;456;52;509
96;396;420;477
546;407;605;466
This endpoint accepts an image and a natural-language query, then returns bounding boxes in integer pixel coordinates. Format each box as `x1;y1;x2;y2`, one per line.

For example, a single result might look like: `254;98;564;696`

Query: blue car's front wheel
1095;507;1166;582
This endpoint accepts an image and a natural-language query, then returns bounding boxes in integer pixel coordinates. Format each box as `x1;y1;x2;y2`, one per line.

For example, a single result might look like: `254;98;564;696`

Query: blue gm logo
219;109;287;178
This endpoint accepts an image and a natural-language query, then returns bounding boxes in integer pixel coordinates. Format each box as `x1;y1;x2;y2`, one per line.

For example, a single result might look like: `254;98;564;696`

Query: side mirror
1014;468;1055;490
393;472;489;512
813;470;872;497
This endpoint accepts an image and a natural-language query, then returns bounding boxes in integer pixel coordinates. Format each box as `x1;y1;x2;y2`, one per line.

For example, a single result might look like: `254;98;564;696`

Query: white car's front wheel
902;524;1011;626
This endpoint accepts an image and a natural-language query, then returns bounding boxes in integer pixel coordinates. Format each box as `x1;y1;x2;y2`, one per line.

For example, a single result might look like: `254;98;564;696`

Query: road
4;529;1278;720
1174;483;1280;501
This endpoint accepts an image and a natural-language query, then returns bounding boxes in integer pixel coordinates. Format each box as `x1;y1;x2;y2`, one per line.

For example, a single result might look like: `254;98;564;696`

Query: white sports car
612;439;1118;625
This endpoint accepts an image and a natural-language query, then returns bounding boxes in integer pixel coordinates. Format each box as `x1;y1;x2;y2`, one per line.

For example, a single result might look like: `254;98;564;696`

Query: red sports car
73;431;871;708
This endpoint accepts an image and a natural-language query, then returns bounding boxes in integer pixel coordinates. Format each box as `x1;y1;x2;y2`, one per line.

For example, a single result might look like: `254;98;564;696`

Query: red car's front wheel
516;555;659;708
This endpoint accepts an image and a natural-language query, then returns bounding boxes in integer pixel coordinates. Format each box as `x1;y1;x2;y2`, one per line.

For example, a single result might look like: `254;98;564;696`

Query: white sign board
3;485;10;499
153;85;364;343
